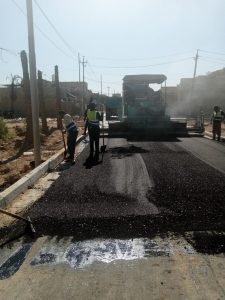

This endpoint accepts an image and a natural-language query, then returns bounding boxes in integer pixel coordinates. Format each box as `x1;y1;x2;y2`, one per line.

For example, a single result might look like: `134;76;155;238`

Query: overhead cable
88;50;195;62
33;0;78;56
199;55;225;63
0;47;19;57
199;58;225;66
199;49;225;57
90;57;193;69
11;0;74;60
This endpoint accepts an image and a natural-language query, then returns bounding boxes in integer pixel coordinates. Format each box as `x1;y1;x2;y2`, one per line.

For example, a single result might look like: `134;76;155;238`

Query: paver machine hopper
108;74;188;137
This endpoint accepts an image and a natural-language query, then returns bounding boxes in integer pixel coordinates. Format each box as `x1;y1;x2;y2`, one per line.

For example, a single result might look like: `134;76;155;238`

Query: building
0;80;90;118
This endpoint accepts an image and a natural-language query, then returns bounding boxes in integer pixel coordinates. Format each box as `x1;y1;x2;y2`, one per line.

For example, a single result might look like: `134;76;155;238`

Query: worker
83;97;94;135
87;102;102;162
59;110;78;162
211;106;225;141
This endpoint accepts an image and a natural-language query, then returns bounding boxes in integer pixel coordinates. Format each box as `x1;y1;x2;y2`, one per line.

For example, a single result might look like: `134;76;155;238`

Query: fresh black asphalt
26;137;225;240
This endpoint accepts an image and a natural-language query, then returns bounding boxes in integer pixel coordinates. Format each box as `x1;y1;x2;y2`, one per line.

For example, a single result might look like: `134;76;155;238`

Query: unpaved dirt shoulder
0;118;84;192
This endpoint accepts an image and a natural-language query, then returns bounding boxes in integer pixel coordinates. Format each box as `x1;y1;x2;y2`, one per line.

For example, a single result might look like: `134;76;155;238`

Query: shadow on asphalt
106;134;184;142
184;231;225;254
110;145;149;158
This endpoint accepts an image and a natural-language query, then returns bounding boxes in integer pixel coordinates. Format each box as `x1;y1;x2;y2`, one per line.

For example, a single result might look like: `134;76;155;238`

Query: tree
4;74;22;117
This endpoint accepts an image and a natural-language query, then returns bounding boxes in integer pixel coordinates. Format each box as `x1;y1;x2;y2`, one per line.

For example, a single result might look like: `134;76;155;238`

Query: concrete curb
0;134;86;209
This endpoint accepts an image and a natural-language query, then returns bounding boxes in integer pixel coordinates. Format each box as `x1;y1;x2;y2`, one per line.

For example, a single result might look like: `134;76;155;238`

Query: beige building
0;80;90;117
162;68;225;118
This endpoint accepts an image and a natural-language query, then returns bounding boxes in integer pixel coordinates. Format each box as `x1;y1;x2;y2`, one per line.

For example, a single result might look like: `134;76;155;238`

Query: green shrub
0;118;8;139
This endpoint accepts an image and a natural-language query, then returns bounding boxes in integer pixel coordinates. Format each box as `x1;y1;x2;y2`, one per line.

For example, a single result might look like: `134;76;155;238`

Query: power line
199;55;225;63
199;49;225;57
33;0;78;56
85;75;120;85
199;58;225;66
0;47;19;57
11;0;74;60
88;50;195;62
87;62;99;81
90;57;193;69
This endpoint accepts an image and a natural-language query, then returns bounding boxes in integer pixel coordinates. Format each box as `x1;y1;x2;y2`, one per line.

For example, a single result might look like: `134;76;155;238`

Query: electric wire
88;50;195;62
199;55;225;63
90;57;193;69
33;0;78;56
11;0;74;60
7;0;225;91
199;58;225;66
0;47;19;57
199;49;225;57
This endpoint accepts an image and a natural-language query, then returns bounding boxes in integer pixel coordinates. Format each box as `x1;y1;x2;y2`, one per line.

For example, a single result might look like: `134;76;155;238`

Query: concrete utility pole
100;74;102;95
191;49;199;96
38;70;48;134
78;53;81;82
81;56;87;116
107;86;110;97
193;49;199;79
26;0;41;167
55;65;62;129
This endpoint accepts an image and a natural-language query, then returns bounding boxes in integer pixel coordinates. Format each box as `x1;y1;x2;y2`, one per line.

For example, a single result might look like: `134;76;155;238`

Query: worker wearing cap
59;110;78;162
87;102;102;161
211;106;225;141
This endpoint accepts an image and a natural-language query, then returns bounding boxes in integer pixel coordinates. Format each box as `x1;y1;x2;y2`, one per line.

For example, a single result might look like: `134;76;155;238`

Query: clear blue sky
1;0;225;95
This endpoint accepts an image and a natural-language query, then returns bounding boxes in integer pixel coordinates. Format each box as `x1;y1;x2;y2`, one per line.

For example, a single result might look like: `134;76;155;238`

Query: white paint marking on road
30;237;174;269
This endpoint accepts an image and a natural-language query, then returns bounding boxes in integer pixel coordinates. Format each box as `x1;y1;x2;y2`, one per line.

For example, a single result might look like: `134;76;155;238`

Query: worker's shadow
83;150;108;168
83;157;103;169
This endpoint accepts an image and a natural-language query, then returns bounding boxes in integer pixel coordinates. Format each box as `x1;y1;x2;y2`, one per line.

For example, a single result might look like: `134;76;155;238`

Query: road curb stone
0;134;85;209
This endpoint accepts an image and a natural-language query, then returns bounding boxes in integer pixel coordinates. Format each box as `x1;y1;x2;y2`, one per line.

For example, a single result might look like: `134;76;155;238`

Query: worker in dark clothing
87;102;102;162
83;97;94;135
59;110;78;162
211;106;225;141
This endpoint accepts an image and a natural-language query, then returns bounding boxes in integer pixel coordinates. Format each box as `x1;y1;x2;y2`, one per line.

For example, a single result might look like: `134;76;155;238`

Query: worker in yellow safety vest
211;106;225;141
87;102;103;161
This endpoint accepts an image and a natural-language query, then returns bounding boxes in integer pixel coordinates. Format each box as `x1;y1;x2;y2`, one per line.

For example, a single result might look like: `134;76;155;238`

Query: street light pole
26;0;41;166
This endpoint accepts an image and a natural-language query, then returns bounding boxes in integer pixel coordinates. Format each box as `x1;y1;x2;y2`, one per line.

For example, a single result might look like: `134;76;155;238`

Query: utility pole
26;0;41;167
81;56;87;116
55;65;62;129
107;86;110;97
78;53;81;82
100;74;102;95
193;49;199;79
191;49;199;96
38;70;48;134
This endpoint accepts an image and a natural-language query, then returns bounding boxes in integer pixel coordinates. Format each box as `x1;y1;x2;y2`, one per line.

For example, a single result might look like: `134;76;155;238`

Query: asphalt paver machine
108;74;188;137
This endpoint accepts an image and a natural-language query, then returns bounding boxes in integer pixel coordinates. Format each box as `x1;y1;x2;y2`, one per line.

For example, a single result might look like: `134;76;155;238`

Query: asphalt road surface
1;135;225;299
